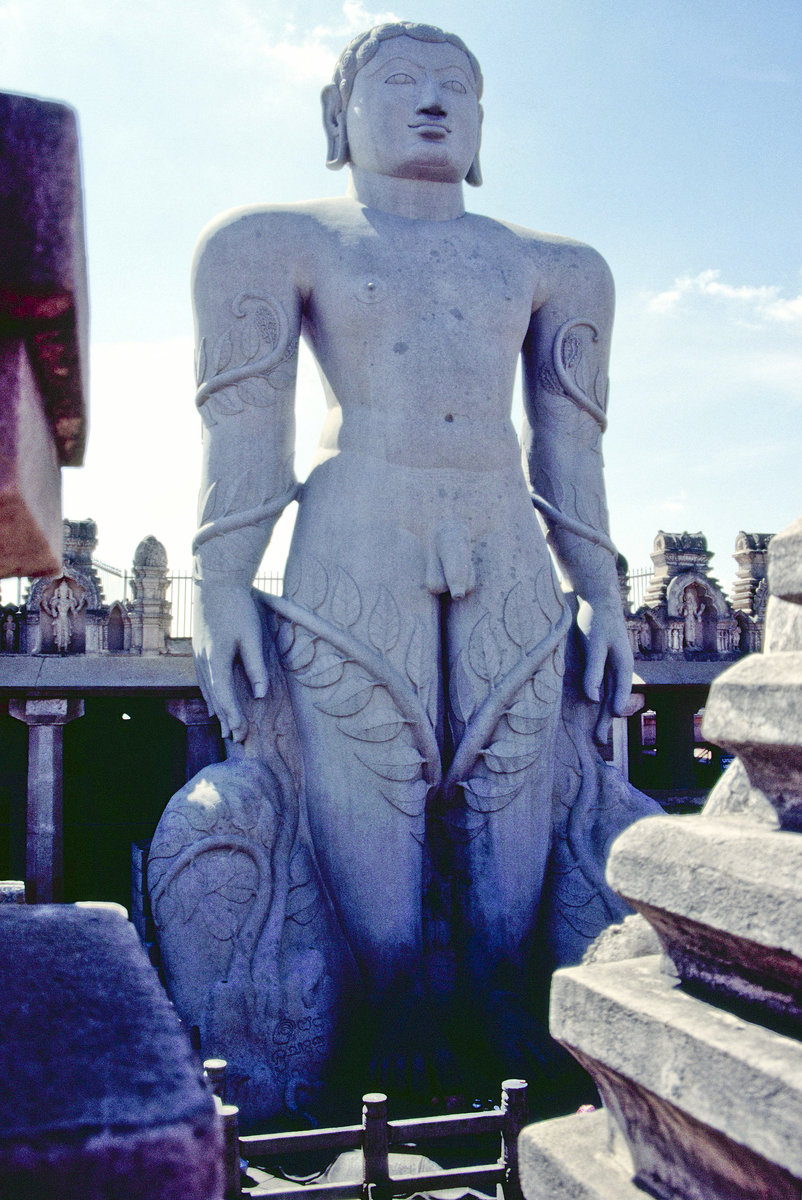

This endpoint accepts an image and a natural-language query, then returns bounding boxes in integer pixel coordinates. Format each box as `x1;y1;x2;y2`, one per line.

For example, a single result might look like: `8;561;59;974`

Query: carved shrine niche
36;575;88;654
0;606;21;654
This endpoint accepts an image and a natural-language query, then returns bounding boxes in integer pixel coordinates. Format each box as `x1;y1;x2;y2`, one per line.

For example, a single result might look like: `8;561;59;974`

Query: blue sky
2;0;800;593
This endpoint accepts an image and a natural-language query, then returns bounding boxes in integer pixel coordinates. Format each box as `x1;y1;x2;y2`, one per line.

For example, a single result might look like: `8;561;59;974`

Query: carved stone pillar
9;697;84;903
165;697;221;781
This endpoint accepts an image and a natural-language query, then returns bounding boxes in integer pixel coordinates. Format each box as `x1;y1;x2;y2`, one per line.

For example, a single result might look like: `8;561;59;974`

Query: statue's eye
385;72;416;85
442;79;467;94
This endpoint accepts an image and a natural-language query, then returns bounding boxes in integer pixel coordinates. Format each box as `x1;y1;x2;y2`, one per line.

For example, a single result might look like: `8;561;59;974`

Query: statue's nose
417;77;447;116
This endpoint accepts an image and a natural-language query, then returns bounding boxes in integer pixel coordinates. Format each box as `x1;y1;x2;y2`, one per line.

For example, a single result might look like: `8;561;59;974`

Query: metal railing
626;567;652;611
206;1061;527;1200
168;573;284;639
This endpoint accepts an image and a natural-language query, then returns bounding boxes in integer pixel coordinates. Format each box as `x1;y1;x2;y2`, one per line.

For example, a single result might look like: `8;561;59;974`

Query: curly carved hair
331;21;484;107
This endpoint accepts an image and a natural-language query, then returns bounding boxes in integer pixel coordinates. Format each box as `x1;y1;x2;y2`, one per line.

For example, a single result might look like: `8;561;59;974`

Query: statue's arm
521;242;632;732
191;213;304;740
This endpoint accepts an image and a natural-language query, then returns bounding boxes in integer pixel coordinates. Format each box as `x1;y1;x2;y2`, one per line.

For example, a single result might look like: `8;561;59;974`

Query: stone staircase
519;515;802;1199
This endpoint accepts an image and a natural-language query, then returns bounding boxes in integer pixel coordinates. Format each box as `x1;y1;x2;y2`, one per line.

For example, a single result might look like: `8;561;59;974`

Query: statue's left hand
193;582;269;742
577;597;634;744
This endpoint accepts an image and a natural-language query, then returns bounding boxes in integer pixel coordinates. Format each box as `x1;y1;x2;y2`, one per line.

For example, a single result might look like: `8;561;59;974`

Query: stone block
519;1108;645;1199
551;955;802;1199
0;90;88;466
607;814;802;1022
0;903;222;1199
768;516;802;605
0;337;61;576
702;652;802;828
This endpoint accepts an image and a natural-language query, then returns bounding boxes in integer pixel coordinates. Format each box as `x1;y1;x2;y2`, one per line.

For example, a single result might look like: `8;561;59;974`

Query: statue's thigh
444;534;566;952
279;537;441;970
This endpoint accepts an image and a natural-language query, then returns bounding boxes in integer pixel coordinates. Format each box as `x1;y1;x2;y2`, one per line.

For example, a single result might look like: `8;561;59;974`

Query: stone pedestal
520;513;802;1200
8;696;84;902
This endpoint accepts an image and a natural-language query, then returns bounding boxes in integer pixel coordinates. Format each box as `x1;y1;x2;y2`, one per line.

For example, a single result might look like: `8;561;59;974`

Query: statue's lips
409;122;450;139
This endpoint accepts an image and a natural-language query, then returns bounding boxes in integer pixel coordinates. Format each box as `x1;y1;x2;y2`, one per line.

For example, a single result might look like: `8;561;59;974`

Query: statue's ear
321;84;349;171
466;103;483;187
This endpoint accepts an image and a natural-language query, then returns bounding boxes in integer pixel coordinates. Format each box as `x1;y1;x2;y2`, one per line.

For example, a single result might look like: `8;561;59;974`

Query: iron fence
168;573;284;639
626;567;652;611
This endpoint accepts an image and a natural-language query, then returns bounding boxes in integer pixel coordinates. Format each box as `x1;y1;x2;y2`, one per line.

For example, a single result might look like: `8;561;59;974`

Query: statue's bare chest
307;224;534;357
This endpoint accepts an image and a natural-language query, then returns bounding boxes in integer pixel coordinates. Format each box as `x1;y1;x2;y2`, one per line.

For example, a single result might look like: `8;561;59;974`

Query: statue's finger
239;631;269;700
582;636;606;703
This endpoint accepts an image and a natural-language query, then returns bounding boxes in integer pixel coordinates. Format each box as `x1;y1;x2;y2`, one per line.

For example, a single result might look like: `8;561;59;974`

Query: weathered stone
607;814;802;1021
0;91;88;466
0;337;61;577
702;652;802;829
768;516;802;604
0;903;221;1199
551;955;802;1199
519;1108;645;1200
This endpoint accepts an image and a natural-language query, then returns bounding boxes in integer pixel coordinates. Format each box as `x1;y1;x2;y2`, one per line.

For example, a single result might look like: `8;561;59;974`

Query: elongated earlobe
321;84;349;171
466;103;483;187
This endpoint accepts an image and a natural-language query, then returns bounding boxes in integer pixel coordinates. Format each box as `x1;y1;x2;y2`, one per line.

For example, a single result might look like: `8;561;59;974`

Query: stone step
606;813;802;1025
548;955;802;1199
519;1108;649;1199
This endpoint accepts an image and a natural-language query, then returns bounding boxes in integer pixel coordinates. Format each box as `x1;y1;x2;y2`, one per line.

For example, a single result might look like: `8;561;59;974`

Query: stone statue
150;21;654;1121
43;578;84;654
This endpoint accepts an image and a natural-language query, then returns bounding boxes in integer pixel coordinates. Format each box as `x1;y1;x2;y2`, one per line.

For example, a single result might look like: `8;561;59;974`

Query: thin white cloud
238;1;400;84
647;269;802;332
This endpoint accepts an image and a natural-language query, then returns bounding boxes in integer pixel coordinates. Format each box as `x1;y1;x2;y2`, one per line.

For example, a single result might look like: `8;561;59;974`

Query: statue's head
322;22;484;187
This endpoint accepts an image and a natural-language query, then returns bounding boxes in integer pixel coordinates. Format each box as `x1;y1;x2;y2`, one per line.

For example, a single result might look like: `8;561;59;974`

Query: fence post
362;1092;389;1200
204;1057;227;1102
215;1095;241;1199
500;1078;527;1200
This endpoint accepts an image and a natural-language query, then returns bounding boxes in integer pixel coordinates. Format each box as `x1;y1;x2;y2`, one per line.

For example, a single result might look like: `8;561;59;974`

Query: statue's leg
443;526;567;1079
277;479;442;1089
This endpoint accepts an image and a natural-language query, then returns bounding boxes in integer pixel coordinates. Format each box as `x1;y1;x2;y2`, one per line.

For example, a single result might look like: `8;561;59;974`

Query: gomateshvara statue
149;21;656;1124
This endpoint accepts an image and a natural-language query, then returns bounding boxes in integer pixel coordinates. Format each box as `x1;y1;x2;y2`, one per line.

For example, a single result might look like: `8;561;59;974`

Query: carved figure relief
42;577;86;654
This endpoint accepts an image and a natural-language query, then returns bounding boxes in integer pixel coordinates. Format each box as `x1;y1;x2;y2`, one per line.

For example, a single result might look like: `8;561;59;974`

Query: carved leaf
302;556;329;611
449;651;477;725
532;669;559;704
215;329;234;373
296;653;345;688
266;365;296;390
505;699;549;736
482;740;541;774
468;613;502;683
283;558;301;599
368;587;401;653
503;581;535;649
462;774;525;812
313;675;376;717
275;620;295;659
330;569;361;629
195;337;208;385
405;622;432;691
203;904;241;942
341;707;408;743
380;779;428;818
198;481;218;526
355;746;424;782
281;628;316;671
237;377;276;408
210;386;245;417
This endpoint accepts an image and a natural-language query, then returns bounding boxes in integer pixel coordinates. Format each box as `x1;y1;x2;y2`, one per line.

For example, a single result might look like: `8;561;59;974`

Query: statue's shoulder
475;215;612;292
193;199;349;275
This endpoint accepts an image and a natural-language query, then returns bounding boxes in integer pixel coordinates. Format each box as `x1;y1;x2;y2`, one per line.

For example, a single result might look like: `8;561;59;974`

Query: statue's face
345;35;481;183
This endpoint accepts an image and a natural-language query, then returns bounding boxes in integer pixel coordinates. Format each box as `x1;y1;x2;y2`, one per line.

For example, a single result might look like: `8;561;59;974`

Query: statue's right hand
192;582;268;742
